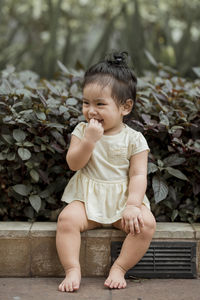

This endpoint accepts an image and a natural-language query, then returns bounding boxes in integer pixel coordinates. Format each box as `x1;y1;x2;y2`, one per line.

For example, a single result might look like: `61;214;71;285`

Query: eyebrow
82;97;107;102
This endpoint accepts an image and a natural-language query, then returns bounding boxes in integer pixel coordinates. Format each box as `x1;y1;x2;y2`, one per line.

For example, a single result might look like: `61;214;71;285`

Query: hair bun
106;51;128;66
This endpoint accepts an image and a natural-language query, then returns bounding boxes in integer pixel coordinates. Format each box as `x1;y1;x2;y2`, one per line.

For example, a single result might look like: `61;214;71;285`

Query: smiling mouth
89;118;104;124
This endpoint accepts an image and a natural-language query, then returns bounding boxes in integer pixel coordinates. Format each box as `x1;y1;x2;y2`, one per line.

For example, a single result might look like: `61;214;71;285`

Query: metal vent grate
111;241;197;279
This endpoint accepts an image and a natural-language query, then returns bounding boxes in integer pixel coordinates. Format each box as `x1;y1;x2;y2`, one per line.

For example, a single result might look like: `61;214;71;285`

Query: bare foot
104;263;127;289
58;267;81;292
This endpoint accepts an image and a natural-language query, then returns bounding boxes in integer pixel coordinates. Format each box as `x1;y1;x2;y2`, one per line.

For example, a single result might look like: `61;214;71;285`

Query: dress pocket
107;145;128;165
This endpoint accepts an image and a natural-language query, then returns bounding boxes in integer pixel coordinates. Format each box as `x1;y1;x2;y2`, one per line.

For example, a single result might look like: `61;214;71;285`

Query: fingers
122;216;144;235
128;219;135;235
138;213;144;228
85;119;104;143
88;118;103;132
133;219;140;234
89;118;103;128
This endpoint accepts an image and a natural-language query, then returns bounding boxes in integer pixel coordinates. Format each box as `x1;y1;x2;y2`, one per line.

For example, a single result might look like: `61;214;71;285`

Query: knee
57;209;78;232
141;216;156;240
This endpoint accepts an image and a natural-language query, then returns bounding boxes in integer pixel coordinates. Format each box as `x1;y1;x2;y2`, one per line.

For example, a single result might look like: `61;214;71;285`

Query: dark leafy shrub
0;63;84;221
132;57;200;222
0;61;199;222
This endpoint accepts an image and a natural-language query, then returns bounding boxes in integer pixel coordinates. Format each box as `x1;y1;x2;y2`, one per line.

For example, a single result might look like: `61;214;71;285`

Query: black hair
82;51;137;107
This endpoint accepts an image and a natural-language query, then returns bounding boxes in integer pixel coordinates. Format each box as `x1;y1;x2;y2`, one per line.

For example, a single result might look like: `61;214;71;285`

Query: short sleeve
71;122;86;139
131;132;150;156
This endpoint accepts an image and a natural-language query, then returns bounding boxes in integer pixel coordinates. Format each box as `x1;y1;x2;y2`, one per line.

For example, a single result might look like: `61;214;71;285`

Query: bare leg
56;201;101;292
104;205;156;289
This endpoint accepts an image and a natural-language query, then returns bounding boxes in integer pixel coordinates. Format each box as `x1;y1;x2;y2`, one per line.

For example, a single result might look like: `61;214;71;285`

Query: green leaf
2;134;14;145
165;79;173;92
29;195;41;212
23;142;34;147
2;65;15;78
70;84;78;96
35;111;46;120
171;209;179;222
148;162;158;174
169;126;184;132
12;184;32;196
46;197;56;204
59;105;68;114
40;189;51;198
30;169;39;182
2;116;13;123
164;200;173;209
192;67;200;78
163;154;186;167
157;159;164;168
50;129;66;147
0;152;7;160
159;111;169;127
45;81;60;96
152;93;168;113
57;60;70;75
144;50;158;67
24;207;34;219
66;98;78;106
45;123;65;129
18;148;31;160
13;129;26;142
7;152;16;161
166;167;188;181
152;175;168;203
168;186;177;201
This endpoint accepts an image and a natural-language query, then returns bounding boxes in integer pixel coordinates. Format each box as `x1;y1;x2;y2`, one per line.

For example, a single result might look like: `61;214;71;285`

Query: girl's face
82;83;131;135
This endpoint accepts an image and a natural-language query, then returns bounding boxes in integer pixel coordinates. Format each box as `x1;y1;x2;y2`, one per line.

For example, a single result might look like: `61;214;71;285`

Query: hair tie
106;51;128;67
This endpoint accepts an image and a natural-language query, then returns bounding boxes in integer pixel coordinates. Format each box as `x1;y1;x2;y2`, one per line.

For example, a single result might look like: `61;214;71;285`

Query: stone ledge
154;222;195;239
0;222;32;238
0;222;199;277
0;222;196;238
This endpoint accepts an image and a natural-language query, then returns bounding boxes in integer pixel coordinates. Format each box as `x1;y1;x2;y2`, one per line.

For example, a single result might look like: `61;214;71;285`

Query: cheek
82;106;87;114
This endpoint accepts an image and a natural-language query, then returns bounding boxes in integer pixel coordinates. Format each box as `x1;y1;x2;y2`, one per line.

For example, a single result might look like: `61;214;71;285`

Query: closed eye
97;103;106;106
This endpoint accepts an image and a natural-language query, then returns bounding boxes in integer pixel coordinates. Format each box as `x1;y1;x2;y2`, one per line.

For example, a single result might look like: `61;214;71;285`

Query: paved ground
0;277;200;300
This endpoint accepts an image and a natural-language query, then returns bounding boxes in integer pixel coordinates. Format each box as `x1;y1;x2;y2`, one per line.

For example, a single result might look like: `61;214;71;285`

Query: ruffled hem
61;170;150;224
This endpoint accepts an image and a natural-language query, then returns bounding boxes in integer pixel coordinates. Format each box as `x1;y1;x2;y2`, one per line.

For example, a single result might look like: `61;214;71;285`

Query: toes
59;282;65;292
65;281;79;292
105;279;127;289
68;282;73;292
61;284;66;292
104;278;111;287
72;281;80;291
118;282;123;289
109;280;115;289
58;273;80;293
113;282;119;289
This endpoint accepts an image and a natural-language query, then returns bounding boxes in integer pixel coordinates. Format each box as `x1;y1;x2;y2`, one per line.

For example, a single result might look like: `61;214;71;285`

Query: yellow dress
61;122;150;224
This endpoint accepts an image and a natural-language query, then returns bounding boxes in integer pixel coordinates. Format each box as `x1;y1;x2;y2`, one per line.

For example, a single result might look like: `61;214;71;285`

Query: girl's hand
84;119;104;144
121;205;144;235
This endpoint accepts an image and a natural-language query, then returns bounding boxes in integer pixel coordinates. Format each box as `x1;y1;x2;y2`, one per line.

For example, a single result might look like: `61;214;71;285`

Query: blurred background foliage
0;0;200;78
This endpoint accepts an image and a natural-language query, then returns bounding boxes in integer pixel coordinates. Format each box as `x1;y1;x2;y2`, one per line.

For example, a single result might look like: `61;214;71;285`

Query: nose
88;106;97;117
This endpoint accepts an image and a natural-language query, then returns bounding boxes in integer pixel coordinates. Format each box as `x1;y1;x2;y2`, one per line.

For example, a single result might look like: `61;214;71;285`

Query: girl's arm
127;149;148;207
67;119;104;171
121;150;148;234
66;135;95;171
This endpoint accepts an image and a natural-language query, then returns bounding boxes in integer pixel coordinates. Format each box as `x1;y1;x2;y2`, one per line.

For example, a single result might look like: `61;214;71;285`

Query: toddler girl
56;51;156;292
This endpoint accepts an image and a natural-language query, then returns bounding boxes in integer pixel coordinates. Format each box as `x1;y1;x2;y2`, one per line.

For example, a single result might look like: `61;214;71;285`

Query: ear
121;99;134;116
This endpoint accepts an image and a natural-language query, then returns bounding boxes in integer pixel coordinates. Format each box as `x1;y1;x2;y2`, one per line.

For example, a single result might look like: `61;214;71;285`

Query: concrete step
0;222;200;277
